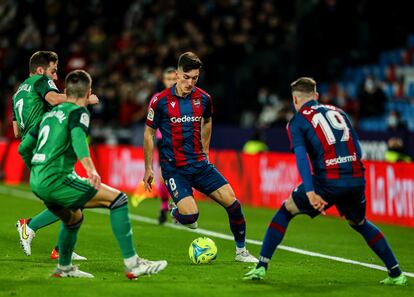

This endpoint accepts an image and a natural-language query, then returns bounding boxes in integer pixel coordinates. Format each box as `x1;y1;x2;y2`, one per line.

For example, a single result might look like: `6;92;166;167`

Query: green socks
110;203;136;259
28;209;59;231
57;222;81;266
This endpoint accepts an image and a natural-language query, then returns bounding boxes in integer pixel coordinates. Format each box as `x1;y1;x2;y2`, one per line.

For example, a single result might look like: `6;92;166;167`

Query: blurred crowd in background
1;0;414;144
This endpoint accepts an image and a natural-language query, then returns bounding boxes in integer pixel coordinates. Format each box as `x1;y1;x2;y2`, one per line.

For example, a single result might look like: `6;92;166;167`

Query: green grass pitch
0;183;413;297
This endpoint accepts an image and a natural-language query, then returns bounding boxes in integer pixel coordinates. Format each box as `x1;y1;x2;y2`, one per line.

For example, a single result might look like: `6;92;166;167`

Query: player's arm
143;95;162;191
288;119;327;213
45;91;66;106
293;146;326;213
71;127;100;190
46;92;99;106
13;121;21;139
202;94;214;157
35;76;100;106
18;126;39;168
143;125;156;191
201;117;212;156
69;109;100;189
12;106;22;138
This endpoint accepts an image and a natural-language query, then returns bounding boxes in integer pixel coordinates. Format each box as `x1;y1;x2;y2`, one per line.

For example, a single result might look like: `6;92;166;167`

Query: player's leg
172;196;199;228
158;180;170;224
208;184;247;247
244;184;321;280
162;170;199;228
45;205;93;278
23;209;59;233
16;204;86;260
192;162;257;262
339;187;407;285
156;141;169;224
85;183;167;278
16;210;58;256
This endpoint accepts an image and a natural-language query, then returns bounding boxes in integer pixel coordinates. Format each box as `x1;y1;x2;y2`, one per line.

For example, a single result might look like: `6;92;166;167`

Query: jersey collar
299;99;318;111
171;84;195;99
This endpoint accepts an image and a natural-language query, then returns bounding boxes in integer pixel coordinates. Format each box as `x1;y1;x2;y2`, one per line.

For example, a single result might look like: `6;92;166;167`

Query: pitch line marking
1;185;413;278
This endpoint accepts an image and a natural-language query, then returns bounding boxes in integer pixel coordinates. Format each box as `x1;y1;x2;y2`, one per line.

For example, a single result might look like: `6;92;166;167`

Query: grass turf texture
0;183;413;297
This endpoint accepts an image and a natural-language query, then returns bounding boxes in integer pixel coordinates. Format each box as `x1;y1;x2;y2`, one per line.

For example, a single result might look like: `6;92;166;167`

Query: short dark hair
163;67;176;75
291;77;317;94
177;52;202;72
65;70;92;98
29;51;58;73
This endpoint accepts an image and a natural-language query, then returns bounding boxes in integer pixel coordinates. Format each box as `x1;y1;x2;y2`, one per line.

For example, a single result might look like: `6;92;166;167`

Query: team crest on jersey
147;108;155;121
48;80;58;90
194;99;201;107
170;102;176;108
80;113;90;127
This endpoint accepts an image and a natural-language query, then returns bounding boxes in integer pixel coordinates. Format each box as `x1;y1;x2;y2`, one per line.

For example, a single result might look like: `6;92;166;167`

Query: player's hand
306;191;328;215
87;169;101;190
88;94;100;105
143;169;154;192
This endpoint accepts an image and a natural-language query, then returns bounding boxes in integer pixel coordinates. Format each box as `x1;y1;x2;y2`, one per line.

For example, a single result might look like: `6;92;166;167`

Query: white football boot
50;247;87;260
125;257;168;279
52;265;94;278
16;218;36;256
235;249;259;263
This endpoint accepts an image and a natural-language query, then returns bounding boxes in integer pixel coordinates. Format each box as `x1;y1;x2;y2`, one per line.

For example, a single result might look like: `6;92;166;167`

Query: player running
18;70;167;278
244;77;407;286
143;52;258;263
13;51;97;260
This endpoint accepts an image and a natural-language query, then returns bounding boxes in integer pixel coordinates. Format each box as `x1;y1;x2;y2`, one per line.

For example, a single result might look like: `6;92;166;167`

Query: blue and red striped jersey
146;85;213;167
287;100;365;187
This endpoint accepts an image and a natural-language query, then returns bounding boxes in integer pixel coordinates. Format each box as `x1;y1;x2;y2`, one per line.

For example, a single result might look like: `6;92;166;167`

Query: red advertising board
1;141;413;227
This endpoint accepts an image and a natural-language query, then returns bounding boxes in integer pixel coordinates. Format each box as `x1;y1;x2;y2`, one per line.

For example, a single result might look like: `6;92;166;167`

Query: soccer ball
188;237;217;264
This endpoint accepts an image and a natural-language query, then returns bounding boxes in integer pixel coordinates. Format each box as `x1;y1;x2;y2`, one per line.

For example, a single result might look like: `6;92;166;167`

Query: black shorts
291;182;366;224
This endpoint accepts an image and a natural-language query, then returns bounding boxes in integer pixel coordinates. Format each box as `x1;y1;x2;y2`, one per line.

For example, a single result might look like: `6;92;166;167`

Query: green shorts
31;172;97;211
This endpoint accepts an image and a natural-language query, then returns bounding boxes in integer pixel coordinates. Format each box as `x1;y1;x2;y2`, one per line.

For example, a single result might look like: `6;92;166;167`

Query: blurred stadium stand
1;0;414;149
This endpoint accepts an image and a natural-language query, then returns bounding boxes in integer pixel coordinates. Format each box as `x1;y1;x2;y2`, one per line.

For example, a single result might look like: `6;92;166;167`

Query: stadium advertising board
1;141;413;227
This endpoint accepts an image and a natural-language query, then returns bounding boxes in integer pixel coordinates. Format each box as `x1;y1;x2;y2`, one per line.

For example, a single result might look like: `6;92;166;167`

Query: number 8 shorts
160;160;228;203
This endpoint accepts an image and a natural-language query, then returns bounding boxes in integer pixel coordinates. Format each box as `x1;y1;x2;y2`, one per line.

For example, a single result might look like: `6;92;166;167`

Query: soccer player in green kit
13;51;98;260
18;70;167;278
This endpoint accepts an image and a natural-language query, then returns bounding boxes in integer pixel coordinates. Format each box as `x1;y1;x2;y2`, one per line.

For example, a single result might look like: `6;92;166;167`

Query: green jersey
28;102;91;187
12;74;59;138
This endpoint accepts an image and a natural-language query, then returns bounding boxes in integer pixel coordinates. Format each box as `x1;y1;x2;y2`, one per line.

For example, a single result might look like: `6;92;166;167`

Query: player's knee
177;197;198;214
349;218;366;231
65;213;83;230
181;212;199;224
284;197;300;215
109;192;129;210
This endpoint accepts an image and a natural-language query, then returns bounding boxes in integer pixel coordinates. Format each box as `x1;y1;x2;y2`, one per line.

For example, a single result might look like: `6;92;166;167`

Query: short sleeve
34;76;60;99
146;94;162;129
69;107;90;135
287;116;306;151
203;94;213;118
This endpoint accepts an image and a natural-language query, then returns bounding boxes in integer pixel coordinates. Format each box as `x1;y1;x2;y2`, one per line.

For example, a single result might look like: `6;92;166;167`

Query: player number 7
311;110;350;145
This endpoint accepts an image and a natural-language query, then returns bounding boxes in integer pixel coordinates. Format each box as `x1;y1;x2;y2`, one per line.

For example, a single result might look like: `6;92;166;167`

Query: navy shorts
291;182;366;224
161;160;228;203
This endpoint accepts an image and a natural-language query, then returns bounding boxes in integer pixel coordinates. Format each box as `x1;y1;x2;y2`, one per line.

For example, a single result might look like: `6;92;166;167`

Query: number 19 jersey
287;100;365;187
